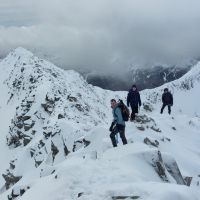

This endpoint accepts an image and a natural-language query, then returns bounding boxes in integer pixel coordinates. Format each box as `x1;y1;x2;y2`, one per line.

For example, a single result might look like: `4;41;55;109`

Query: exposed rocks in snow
7;185;30;200
144;137;159;147
163;155;186;185
135;114;153;124
2;172;22;190
184;176;193;186
73;138;91;152
160;137;171;142
51;141;59;162
150;126;161;133
142;102;153;112
58;114;65;119
172;126;176;130
77;192;84;198
151;151;169;182
136;126;145;131
135;114;161;133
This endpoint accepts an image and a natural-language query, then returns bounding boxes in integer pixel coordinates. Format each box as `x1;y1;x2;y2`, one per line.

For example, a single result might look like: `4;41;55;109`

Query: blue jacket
112;105;125;126
127;90;141;107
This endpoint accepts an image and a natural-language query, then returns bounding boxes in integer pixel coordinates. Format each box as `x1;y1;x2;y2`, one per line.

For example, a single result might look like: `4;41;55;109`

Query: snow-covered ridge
0;47;116;193
0;48;200;200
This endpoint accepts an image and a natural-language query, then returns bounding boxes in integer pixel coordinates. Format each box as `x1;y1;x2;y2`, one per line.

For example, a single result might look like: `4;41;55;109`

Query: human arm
127;93;130;107
138;92;141;107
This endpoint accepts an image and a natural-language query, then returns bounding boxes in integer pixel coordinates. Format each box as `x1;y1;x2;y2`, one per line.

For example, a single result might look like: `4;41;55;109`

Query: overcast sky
0;0;200;74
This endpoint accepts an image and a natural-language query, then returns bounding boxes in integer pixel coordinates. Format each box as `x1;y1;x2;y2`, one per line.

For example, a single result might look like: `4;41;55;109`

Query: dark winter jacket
127;90;141;107
162;92;173;105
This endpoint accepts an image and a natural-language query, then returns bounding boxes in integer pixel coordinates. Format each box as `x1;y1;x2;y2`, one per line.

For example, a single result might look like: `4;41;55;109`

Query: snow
0;47;200;200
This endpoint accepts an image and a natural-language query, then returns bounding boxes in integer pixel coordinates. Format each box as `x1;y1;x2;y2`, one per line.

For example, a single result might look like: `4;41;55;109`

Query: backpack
118;100;130;121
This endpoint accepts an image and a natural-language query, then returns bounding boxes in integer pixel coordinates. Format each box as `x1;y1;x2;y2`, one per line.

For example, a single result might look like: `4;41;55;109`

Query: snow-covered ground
0;48;199;200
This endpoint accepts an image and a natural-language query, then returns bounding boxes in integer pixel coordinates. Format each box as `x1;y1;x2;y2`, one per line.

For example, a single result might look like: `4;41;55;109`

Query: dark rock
172;127;176;130
137;126;145;131
83;139;90;147
55;96;60;101
58;114;65;119
16;122;23;129
152;151;169;182
7;135;21;147
150;126;161;133
38;140;45;148
30;148;35;157
31;130;36;135
23;137;31;146
43;131;52;139
51;141;59;162
2;173;22;189
161;137;171;142
41;103;54;114
9;162;15;170
75;104;84;112
20;189;26;196
35;160;43;168
78;192;84;198
144;137;159;147
112;196;140;199
67;95;77;102
24;121;35;131
22;116;31;121
7;185;30;200
73;138;91;152
64;144;70;156
184;177;193;186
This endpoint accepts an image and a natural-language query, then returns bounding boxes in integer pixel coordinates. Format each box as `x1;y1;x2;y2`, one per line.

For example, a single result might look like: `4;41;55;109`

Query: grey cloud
0;0;200;75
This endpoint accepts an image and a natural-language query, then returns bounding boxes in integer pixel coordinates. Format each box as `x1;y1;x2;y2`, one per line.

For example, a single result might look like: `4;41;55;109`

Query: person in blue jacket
109;99;127;147
127;85;141;121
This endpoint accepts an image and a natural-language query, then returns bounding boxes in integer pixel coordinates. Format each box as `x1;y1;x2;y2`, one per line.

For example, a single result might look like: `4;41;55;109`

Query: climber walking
160;88;173;115
109;99;128;147
127;85;141;121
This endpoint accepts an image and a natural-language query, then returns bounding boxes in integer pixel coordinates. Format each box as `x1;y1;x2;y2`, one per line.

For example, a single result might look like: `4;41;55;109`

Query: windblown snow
0;47;200;200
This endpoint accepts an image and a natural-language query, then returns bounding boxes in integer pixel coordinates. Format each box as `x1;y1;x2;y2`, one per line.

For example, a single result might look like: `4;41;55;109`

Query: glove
109;122;115;132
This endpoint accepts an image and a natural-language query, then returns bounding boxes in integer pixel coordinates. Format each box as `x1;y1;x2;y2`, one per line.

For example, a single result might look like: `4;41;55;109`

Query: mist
0;0;200;75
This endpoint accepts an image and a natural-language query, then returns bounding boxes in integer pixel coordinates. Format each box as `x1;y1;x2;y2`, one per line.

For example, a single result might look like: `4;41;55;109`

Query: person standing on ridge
109;99;127;147
127;85;141;121
160;88;173;115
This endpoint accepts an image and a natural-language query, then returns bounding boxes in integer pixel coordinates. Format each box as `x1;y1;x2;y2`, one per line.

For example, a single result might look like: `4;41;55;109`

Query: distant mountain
85;65;193;91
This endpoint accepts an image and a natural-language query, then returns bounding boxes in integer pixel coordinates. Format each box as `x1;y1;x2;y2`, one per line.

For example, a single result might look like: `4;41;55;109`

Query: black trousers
110;124;127;147
130;106;138;120
161;104;171;114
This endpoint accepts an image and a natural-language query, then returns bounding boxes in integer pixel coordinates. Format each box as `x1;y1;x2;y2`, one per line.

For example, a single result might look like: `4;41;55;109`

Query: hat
132;84;137;88
164;88;168;92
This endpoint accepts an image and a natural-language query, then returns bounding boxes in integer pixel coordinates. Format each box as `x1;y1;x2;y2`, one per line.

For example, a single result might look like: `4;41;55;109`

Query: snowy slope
0;48;200;200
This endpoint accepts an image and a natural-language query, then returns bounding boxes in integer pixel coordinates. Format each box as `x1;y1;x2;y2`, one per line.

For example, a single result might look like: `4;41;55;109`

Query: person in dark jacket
160;88;173;114
109;99;127;147
127;85;141;121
